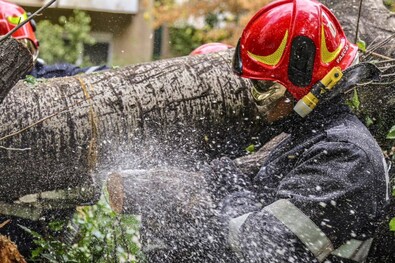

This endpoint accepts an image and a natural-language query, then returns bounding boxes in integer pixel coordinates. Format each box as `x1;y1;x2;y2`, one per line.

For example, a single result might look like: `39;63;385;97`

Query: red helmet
190;43;233;55
0;0;39;49
233;0;358;100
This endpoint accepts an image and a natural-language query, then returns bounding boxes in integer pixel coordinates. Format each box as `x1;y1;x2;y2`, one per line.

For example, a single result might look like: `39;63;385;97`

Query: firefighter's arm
222;141;380;263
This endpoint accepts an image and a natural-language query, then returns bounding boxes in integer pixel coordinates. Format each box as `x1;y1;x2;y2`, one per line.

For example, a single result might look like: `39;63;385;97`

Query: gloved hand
219;191;261;220
202;157;253;203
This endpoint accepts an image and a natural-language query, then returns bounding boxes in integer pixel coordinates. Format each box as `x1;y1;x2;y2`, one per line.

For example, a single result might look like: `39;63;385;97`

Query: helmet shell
190;42;232;55
233;0;358;100
0;0;38;48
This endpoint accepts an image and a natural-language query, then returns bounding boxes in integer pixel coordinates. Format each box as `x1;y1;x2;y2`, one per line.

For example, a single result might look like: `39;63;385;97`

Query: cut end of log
0;235;26;263
107;172;124;214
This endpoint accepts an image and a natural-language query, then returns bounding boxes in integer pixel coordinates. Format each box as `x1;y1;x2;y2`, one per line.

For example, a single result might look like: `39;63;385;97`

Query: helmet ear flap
288;36;316;87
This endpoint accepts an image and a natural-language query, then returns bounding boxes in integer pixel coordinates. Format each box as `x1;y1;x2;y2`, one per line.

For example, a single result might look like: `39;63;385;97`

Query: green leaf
245;144;255;153
24;75;37;85
387;125;395;139
18;224;42;239
365;116;374;127
390;217;395;231
357;39;367;52
351;88;360;110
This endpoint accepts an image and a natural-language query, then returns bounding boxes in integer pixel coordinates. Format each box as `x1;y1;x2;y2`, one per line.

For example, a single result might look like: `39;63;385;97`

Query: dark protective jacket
27;59;108;79
214;99;390;263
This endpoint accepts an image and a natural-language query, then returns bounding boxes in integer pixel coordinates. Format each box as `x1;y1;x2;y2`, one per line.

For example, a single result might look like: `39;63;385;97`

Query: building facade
8;0;154;66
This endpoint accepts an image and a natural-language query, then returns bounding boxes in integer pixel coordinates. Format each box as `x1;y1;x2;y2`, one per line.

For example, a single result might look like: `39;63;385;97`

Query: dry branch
0;235;26;263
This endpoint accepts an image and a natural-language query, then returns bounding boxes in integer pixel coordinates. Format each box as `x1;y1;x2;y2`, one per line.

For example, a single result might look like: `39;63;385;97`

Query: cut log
106;132;287;214
107;168;224;262
107;169;212;216
0;38;33;104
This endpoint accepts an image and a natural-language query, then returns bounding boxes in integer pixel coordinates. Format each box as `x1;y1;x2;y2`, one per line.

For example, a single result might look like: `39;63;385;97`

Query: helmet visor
232;39;243;75
250;79;287;113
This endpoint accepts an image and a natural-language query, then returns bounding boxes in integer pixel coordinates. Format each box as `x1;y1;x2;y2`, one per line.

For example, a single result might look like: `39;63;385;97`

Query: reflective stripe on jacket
229;199;373;262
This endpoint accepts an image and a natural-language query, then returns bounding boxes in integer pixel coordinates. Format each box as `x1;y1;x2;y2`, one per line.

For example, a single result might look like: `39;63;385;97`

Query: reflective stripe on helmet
228;199;372;263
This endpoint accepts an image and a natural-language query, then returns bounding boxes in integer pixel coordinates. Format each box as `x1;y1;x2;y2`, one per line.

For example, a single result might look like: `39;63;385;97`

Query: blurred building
9;0;154;66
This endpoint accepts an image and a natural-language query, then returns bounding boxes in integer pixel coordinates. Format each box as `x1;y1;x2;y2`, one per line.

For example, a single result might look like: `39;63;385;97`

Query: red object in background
190;42;233;55
0;0;38;48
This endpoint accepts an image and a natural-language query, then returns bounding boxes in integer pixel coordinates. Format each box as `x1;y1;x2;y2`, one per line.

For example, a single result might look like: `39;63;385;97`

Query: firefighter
0;0;107;79
205;0;390;262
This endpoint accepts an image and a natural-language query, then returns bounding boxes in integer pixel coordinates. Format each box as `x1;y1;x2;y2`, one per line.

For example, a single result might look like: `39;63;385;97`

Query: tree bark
321;0;395;55
0;38;33;104
0;50;270;202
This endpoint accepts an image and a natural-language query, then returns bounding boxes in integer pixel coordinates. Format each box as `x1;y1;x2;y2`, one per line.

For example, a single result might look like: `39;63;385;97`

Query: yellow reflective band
7;12;28;25
321;25;344;63
248;30;288;66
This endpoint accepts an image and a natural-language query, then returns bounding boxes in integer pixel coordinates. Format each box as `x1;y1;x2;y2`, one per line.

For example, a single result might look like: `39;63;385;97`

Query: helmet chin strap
294;62;381;117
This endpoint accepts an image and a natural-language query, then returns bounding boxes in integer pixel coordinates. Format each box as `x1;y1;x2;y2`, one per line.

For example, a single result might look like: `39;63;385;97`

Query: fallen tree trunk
0;50;268;202
0;38;32;263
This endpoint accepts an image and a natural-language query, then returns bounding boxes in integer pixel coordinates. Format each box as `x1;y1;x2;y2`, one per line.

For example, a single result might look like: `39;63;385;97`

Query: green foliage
245;144;255;153
357;39;366;52
36;10;95;66
24;75;38;85
384;0;395;11
169;26;203;56
167;11;231;57
391;218;395;232
346;88;361;110
365;116;374;127
387;125;395;139
23;192;141;263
